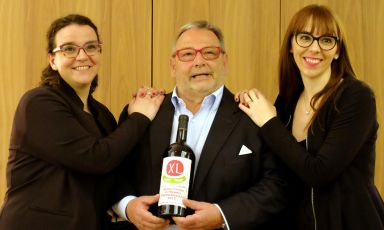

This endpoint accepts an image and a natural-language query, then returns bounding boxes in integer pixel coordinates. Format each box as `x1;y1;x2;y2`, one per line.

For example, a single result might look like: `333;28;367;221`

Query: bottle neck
176;127;187;143
176;115;188;143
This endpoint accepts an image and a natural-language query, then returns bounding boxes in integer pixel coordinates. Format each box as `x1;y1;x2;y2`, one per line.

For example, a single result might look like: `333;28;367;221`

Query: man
112;20;288;230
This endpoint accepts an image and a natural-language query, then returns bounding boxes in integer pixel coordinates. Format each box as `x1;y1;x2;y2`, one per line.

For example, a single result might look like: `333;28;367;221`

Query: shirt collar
171;85;224;113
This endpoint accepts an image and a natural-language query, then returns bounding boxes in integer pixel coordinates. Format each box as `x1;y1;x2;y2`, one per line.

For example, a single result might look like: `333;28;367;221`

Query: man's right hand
126;194;170;230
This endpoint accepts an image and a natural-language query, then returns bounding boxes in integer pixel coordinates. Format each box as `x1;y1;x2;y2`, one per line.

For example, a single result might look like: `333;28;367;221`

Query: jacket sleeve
259;82;378;186
10;90;151;174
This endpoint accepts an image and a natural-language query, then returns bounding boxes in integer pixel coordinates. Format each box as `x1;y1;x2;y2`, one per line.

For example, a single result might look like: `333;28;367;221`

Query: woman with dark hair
237;4;384;230
0;14;164;229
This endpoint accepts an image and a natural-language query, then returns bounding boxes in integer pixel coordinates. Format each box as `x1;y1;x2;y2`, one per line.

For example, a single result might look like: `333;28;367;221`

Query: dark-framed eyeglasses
174;46;224;62
294;32;338;51
52;42;102;58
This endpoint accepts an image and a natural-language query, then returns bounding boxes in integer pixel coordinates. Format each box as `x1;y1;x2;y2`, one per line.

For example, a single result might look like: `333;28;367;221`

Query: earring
52;66;57;71
334;55;339;60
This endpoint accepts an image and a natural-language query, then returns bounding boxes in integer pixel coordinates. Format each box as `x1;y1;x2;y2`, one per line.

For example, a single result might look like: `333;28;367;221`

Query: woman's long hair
278;4;356;125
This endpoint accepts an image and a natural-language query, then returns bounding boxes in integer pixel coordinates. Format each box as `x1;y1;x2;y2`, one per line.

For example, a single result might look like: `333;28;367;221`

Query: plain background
0;0;382;205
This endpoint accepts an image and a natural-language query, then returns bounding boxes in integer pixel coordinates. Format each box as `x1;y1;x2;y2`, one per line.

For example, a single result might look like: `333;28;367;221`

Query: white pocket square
238;145;252;155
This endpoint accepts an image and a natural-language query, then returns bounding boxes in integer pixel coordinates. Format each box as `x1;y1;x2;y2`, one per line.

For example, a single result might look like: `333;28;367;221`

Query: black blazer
114;87;289;229
260;77;384;229
0;80;151;230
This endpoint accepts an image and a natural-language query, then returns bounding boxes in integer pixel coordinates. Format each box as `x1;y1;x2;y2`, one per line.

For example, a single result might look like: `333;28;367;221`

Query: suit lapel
192;88;241;194
149;94;175;192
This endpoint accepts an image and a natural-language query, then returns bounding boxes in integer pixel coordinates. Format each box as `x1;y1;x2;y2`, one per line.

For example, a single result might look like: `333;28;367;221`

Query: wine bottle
158;114;195;218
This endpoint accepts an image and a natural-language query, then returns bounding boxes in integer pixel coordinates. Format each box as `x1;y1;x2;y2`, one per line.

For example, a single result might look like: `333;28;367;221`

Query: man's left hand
173;199;224;230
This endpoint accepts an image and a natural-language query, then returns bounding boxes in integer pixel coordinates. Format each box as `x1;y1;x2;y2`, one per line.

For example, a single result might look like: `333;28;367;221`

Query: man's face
170;28;228;99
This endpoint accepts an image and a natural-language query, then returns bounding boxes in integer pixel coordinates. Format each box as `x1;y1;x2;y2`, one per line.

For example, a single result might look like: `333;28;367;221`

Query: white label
158;156;192;207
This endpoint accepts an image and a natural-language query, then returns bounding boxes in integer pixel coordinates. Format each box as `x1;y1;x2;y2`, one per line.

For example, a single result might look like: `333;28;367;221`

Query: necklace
303;92;311;115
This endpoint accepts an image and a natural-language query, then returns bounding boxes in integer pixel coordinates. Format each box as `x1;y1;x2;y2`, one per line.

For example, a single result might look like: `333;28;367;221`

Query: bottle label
158;156;192;207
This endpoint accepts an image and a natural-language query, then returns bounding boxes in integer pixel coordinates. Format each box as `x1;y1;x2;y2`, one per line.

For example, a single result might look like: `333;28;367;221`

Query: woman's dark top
260;77;384;230
0;79;151;230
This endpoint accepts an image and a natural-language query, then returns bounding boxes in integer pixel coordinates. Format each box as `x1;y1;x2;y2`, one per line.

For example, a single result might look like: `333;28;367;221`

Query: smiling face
170;28;228;99
49;24;101;93
290;20;339;81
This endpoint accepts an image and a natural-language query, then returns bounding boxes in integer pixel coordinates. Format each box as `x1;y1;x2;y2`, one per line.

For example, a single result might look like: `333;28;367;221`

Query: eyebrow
299;31;337;37
176;46;219;50
58;40;99;47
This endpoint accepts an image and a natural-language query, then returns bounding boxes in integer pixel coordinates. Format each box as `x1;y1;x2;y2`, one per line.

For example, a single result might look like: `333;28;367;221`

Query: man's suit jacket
0;79;151;230
115;87;289;229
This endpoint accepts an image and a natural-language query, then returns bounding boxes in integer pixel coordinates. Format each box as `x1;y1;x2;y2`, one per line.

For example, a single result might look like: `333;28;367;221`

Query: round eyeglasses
52;42;102;58
295;32;338;51
174;46;224;62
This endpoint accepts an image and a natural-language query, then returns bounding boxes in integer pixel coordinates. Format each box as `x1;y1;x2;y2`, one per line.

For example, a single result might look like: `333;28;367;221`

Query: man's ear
170;57;176;78
222;53;229;75
48;54;57;70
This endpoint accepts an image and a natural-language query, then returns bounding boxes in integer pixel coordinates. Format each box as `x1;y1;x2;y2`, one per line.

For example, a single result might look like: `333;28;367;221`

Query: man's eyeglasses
295;32;338;51
52;42;102;58
174;46;224;62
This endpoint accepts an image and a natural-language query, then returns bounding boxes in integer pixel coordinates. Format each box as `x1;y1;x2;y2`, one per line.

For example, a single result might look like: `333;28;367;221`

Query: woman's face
290;25;339;81
49;24;101;93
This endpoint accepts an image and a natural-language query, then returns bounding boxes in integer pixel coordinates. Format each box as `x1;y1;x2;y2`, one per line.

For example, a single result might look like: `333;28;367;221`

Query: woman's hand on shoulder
234;89;250;105
236;88;277;127
128;86;165;121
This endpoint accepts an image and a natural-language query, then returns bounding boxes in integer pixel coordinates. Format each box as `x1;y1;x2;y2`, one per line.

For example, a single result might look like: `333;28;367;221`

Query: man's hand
126;194;170;230
173;199;224;230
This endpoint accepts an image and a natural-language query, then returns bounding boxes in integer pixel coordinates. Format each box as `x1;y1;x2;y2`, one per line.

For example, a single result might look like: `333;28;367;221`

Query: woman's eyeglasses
52;42;102;58
295;32;338;51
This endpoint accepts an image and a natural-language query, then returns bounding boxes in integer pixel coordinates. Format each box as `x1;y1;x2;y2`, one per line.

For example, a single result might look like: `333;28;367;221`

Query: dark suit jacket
114;87;289;229
0;79;151;230
260;76;384;230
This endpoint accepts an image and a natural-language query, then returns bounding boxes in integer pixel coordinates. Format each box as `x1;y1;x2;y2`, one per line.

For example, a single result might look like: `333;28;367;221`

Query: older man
112;21;289;230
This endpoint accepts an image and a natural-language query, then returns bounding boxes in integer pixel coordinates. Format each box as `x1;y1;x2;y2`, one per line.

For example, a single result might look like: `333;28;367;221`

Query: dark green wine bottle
158;114;195;218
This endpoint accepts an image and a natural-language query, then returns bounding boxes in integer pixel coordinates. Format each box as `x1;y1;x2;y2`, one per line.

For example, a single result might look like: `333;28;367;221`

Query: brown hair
40;14;101;94
278;4;356;125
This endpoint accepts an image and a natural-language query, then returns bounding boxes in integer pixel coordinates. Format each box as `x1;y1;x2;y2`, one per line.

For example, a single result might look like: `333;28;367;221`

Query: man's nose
193;51;206;65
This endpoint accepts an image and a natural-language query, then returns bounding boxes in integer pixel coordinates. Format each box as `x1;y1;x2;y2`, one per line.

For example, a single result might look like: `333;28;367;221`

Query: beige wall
0;0;383;206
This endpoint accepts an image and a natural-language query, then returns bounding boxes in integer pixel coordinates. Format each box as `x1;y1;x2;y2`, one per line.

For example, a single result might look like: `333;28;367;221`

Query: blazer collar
192;87;241;193
57;77;86;108
56;77;100;115
149;87;241;193
55;78;108;135
149;93;175;192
